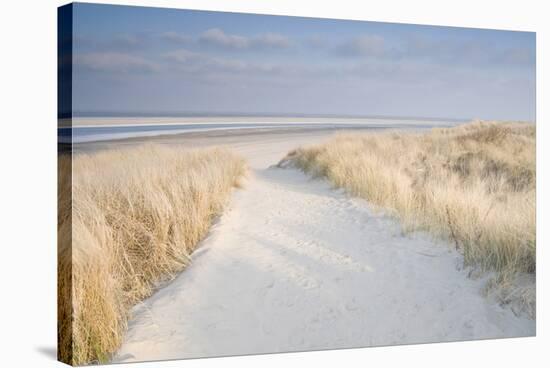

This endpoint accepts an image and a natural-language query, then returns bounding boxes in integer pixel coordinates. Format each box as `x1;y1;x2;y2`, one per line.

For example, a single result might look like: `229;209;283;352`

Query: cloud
161;48;435;83
163;49;245;73
198;28;291;50
498;46;535;66
304;35;331;49
163;49;286;76
74;52;159;74
336;35;386;57
113;34;140;47
159;31;193;44
330;33;534;69
253;33;291;49
162;49;202;63
401;35;535;67
73;33;148;53
199;28;249;49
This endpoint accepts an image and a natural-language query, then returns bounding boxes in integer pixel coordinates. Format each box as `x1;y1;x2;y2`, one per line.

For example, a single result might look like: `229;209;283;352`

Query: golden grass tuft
58;145;246;365
281;121;535;310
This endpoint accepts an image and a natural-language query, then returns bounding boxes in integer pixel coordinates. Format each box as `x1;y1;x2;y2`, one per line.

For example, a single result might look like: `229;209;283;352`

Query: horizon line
65;111;473;122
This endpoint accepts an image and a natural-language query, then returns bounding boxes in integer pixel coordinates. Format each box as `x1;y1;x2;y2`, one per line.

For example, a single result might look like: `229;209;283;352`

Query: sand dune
113;133;534;363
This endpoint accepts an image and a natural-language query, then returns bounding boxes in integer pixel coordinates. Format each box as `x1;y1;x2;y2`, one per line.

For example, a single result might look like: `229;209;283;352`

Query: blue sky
71;3;536;120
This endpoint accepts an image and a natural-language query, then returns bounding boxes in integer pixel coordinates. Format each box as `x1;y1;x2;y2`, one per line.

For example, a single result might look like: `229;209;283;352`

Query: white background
0;0;547;366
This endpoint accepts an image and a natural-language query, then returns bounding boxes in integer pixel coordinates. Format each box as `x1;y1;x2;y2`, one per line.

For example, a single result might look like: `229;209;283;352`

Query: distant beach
60;116;463;144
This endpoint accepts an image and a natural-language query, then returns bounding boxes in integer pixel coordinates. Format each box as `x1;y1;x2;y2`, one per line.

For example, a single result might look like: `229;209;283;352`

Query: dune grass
280;121;535;311
58;144;246;365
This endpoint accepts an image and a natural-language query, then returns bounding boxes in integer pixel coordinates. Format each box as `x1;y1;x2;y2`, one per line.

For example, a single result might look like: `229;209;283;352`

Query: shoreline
70;126;427;154
60;116;467;128
65;121;456;148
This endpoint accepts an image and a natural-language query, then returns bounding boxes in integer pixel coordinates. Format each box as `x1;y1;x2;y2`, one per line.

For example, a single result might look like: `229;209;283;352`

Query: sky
70;3;536;121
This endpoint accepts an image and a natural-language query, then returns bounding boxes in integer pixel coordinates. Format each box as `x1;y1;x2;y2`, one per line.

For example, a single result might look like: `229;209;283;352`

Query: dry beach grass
58;145;246;365
280;121;536;311
57;121;535;364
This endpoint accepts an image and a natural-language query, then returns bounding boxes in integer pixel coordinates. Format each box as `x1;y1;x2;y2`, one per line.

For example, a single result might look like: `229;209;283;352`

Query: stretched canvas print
58;2;536;366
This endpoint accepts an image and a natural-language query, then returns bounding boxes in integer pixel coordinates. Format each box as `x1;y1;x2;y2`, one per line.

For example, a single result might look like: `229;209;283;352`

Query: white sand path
114;133;534;363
